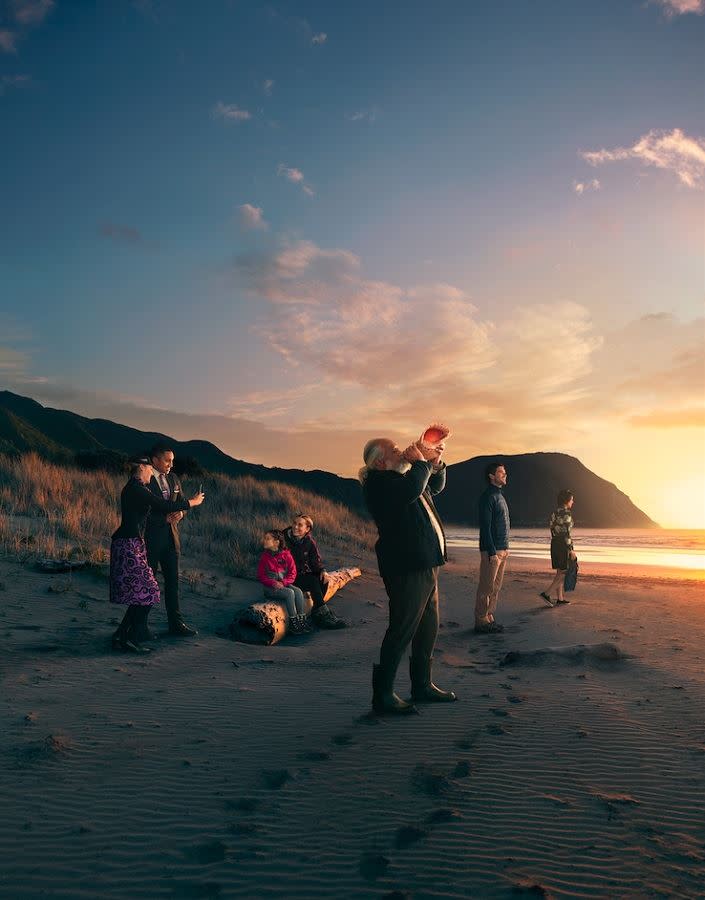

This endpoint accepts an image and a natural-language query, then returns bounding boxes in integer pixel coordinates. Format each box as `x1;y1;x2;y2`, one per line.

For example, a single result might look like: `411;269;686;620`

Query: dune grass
0;453;375;577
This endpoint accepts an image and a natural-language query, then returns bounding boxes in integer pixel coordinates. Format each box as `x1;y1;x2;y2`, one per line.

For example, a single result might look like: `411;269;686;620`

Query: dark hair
128;454;151;474
557;489;573;506
484;461;503;482
264;529;285;551
150;442;174;459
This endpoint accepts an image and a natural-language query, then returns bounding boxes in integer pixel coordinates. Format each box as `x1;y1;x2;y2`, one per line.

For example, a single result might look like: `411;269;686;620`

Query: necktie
159;474;170;499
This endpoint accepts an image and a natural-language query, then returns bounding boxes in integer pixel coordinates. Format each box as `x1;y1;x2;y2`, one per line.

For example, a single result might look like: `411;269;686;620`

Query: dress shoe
410;655;458;703
168;621;198;636
372;664;418;716
122;638;151;653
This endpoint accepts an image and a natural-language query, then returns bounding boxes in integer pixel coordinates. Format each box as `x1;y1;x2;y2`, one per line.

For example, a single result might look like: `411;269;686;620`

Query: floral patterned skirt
109;537;160;606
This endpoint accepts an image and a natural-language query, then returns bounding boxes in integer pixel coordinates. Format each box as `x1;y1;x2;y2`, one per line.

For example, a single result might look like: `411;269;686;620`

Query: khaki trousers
475;550;509;624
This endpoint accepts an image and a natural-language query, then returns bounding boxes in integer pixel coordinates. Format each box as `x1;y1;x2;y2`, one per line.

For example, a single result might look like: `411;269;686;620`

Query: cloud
311;32;327;45
582;128;705;188
238;204;268;231
277;163;315;196
651;0;705;15
262;79;274;96
0;30;18;53
98;222;144;244
11;0;54;25
0;73;30;94
212;101;252;122
347;108;378;124
573;179;600;195
629;408;705;428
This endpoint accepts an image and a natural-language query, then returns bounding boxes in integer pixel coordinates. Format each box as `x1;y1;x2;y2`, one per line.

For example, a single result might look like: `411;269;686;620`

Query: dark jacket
112;478;190;542
283;528;324;577
363;461;447;577
478;485;510;556
144;472;187;554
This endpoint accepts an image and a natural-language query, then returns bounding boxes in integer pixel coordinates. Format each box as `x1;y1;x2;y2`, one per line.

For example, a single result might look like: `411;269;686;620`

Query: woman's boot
111;606;135;650
122;606;151;653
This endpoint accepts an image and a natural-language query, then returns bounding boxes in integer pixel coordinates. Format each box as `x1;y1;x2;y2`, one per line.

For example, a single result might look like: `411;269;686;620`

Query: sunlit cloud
630;408;705;428
574;178;600;195
11;0;54;25
311;32;327;44
0;30;18;53
262;79;274;95
212;101;252;122
277;163;315;196
582;128;705;188
651;0;705;16
238;203;269;231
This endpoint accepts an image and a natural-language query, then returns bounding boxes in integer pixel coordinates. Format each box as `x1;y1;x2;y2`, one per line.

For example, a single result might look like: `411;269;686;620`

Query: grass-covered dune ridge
0;453;376;577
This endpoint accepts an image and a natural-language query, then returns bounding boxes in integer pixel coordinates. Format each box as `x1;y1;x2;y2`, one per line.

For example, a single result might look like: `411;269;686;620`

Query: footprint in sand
331;733;354;746
509;875;553;897
454;733;479;751
489;707;510;717
394;825;428;849
225;797;259;812
301;750;331;761
226;823;258;836
507;694;527;705
486;723;507;735
261;769;294;789
411;763;453;796
452;760;472;778
359;852;390;880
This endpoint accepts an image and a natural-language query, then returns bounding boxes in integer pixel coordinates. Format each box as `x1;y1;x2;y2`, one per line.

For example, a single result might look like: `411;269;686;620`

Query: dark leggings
294;572;325;609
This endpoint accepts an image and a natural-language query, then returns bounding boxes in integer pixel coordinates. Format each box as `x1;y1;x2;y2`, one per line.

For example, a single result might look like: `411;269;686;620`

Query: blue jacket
478;485;510;556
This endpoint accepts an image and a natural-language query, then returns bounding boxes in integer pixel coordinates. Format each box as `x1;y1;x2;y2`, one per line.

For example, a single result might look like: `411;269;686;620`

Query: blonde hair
293;513;314;531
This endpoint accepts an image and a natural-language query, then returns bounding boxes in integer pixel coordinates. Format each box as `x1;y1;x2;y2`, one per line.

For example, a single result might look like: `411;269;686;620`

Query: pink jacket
257;549;297;589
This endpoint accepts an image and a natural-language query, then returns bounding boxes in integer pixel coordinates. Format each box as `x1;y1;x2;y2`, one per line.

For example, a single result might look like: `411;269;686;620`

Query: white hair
358;438;388;483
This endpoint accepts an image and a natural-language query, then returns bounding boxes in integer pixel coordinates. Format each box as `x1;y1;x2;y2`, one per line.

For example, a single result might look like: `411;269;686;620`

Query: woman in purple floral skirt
110;456;205;652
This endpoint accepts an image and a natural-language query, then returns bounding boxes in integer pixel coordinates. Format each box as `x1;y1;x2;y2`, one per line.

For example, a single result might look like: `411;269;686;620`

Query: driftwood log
229;567;362;646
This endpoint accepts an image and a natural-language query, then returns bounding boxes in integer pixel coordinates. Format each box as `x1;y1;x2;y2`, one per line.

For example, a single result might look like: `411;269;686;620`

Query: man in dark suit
144;442;198;637
360;437;457;715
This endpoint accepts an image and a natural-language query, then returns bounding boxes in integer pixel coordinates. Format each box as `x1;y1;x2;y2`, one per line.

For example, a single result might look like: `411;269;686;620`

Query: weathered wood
229;567;362;645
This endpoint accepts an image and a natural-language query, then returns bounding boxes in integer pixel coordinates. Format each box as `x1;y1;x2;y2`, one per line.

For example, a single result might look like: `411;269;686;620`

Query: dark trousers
294;572;325;609
146;541;182;626
379;567;439;677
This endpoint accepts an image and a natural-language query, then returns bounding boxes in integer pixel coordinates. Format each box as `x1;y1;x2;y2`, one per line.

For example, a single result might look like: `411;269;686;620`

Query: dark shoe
556;598;571;605
168;622;198;636
288;615;307;636
372;664;418;716
111;632;126;651
410;655;458;703
474;621;504;634
312;605;347;630
539;592;555;607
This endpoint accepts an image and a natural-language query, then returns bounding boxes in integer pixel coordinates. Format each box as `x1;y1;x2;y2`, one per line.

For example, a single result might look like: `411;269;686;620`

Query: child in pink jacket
256;530;311;634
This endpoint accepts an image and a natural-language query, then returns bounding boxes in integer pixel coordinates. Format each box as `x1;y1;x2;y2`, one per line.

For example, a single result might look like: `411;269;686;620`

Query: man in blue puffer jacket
475;462;510;634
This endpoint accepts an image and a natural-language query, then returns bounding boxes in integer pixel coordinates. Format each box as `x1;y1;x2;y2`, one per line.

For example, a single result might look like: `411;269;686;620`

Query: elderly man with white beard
359;437;458;715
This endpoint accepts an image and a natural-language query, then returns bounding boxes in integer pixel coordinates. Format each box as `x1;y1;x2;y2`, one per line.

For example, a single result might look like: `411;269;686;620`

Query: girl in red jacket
256;530;311;634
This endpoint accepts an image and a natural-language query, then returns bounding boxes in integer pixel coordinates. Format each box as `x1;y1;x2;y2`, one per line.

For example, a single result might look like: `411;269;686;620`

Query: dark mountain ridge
0;391;657;527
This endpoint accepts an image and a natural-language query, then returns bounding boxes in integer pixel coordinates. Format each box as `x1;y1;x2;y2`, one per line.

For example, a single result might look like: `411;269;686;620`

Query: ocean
445;528;705;573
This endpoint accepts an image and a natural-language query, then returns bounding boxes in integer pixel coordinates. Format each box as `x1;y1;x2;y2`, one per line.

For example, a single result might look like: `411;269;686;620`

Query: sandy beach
1;546;704;899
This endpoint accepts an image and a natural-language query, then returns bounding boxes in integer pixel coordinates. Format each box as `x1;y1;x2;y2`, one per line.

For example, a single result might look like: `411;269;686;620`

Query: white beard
393;461;412;475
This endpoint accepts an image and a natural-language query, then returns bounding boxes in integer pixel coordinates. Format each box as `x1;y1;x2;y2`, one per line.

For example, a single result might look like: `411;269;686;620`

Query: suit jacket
363;461;447;577
144;471;187;555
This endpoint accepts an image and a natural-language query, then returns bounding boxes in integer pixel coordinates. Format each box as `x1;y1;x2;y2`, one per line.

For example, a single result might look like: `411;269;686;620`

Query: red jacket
257;549;297;589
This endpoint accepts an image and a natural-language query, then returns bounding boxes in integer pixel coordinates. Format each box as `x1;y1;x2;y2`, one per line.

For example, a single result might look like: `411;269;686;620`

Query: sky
1;0;704;528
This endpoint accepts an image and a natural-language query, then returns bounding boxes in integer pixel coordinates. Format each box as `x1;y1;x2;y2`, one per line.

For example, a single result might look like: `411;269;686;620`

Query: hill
0;392;657;527
435;453;658;528
0;391;364;511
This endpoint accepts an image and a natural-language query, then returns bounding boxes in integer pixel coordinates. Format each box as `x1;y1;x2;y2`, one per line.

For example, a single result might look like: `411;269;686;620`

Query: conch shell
419;423;451;450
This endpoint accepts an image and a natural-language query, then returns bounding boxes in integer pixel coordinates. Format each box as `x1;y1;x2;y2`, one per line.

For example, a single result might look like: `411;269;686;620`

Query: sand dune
1;548;704;898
